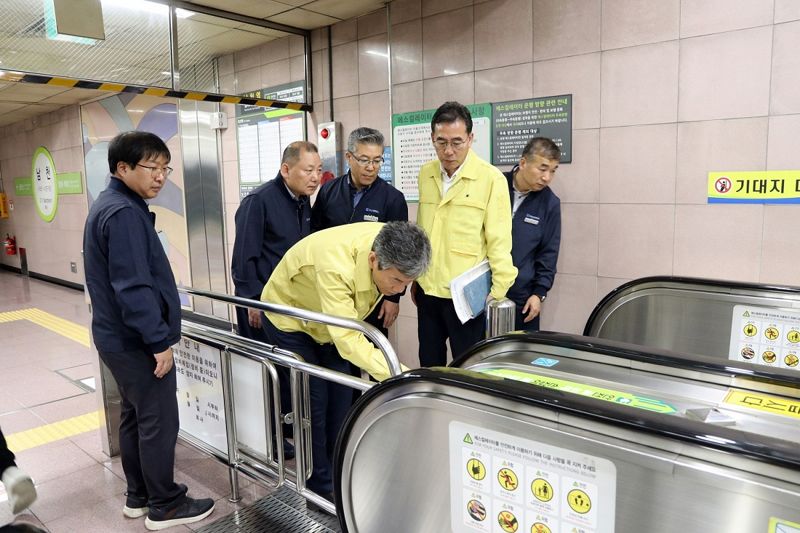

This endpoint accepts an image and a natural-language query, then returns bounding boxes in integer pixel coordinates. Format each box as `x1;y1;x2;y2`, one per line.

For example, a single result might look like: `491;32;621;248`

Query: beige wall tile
423;73;475;108
312;50;330;102
678;27;772;121
221;121;238;162
598;204;675;278
359;91;391;139
398;287;418;318
331;19;358;46
770;21;800;115
306;100;331;140
474;0;533;70
474;63;533;103
540;273;598;334
219;73;236;94
408;201;418;222
218;54;234;76
332;42;360;98
290;35;305;57
550;129;600;204
392;80;423;114
291;55;307;83
332;95;361;142
311;27;329;51
596;276;630;304
235;46;262;71
390;0;421;24
261;59;291;88
236;67;261;94
676;118;768;204
533;0;601;60
422;7;474;78
602;0;680;49
222;160;240;204
775;0;800;23
761;206;800;285
422;0;472;17
673;204;762;281
263;37;290;64
391;20;423;84
767;114;800;169
394;315;420;368
601;41;679;127
358;8;387;39
559;204;599;276
680;0;774;37
358;34;390;94
599;124;677;204
534;53;601;130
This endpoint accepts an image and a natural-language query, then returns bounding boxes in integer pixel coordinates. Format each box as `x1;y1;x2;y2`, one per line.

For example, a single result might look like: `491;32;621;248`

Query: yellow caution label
567;488;592;514
467;458;486;481
724;390;800;420
531;478;554;502
768;516;800;533
497;467;518;491
497;510;519;532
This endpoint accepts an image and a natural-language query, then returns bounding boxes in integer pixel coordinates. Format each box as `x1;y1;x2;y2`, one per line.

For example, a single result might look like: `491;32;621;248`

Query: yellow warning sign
743;323;758;337
762;350;777;364
765;326;780;341
467;459;486;481
785;353;799;367
497;510;519;532
463;433;473;444
787;330;800;343
531;478;554;502
567;488;592;514
531;523;552;533
497;468;519;491
466;499;487;522
768;516;800;533
724;390;800;420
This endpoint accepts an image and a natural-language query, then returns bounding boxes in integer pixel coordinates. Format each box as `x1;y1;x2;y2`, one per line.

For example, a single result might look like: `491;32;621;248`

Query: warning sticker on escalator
451;422;616;533
723;389;800;420
769;516;800;533
729;305;800;372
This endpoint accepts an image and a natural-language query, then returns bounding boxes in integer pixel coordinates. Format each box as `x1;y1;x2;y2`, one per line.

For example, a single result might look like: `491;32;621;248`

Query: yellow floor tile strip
5;410;103;453
0;308;90;347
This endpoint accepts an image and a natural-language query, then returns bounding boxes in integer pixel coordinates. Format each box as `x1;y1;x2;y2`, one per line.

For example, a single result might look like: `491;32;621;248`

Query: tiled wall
0;107;86;284
300;0;800;366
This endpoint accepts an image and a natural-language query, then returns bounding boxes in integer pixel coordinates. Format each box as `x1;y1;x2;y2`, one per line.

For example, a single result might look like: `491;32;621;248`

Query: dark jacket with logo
231;174;312;299
311;171;408;302
83;177;181;354
504;168;561;308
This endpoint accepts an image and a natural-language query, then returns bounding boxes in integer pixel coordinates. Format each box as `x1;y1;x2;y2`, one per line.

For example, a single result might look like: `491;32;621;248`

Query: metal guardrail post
486;298;516;338
219;348;241;502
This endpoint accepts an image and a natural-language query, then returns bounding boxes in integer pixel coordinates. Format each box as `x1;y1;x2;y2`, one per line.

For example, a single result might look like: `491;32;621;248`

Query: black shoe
123;483;187;518
306;492;335;513
283;439;295;460
144;496;214;530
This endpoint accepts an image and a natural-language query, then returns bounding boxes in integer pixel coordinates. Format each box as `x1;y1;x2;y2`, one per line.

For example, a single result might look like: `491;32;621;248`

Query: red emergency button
320;128;330;139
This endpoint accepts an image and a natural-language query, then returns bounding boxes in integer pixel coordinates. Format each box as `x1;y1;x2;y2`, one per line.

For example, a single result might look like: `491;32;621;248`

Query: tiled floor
0;271;274;531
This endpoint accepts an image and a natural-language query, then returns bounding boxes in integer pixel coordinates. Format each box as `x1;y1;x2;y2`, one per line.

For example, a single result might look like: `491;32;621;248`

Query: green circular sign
31;146;59;222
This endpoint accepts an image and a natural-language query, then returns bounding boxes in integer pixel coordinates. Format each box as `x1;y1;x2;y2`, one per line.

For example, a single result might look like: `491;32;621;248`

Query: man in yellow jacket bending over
415;101;517;366
260;221;431;503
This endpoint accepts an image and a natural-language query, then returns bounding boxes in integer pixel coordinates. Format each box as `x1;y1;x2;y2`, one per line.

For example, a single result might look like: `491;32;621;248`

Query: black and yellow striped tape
5;72;312;111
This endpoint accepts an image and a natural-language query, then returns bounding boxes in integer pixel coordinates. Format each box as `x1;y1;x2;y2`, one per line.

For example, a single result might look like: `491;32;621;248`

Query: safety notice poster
449;421;616;533
391;103;492;202
729;305;800;371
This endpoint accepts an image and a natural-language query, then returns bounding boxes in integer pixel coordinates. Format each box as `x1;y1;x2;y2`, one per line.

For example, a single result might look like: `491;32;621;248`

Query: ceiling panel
185;0;294;19
302;0;385;20
268;8;340;30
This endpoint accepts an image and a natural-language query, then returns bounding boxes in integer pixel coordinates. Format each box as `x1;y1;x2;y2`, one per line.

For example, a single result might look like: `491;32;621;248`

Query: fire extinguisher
4;234;16;256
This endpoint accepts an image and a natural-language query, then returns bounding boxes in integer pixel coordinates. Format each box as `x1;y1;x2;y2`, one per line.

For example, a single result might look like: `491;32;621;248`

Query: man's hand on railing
248;308;263;328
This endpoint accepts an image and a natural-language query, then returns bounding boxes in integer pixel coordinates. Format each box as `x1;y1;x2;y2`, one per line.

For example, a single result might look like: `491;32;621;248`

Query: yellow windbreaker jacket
260;222;404;381
416;149;517;300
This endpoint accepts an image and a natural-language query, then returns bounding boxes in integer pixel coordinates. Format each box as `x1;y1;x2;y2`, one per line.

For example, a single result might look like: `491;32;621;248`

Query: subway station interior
1;0;800;532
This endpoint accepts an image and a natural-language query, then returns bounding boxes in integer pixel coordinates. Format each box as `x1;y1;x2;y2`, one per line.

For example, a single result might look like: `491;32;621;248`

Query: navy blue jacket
504;168;561;308
83;177;182;354
311;171;408;302
231;174;312;299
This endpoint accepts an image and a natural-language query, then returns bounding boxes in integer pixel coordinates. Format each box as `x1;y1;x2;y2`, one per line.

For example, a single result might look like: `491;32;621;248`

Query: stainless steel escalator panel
335;371;800;533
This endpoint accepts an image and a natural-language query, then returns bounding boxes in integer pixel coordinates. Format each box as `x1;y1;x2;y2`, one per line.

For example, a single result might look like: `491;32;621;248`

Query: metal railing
177;287;403;515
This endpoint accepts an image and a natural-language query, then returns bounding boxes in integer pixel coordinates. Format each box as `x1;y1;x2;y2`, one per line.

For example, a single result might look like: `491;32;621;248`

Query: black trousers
0;426;16;473
262;317;352;495
417;287;486;367
514;306;541;332
99;348;184;509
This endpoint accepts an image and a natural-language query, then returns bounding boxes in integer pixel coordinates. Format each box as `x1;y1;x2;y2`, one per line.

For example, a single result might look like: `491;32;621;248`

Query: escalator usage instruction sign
450;421;616;533
729;305;800;371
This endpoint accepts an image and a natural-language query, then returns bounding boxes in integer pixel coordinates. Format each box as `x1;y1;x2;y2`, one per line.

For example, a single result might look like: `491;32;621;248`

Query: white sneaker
2;466;37;514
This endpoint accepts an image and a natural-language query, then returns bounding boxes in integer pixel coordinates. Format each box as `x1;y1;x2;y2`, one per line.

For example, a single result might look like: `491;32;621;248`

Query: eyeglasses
135;163;173;178
349;154;384;168
433;139;468;150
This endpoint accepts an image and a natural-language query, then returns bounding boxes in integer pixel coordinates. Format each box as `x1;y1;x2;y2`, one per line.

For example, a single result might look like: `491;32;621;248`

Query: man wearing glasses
83;131;215;530
414;102;517;366
311;127;408;333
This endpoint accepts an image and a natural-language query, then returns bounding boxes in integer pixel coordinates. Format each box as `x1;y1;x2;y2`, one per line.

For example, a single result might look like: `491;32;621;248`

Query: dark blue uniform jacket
311;172;408;302
231;174;311;299
504;168;561;308
83;177;181;354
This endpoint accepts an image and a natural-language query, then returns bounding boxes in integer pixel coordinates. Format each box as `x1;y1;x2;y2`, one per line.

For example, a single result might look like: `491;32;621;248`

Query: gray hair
521;137;560;162
372;221;431;279
282;141;318;166
347;127;385;153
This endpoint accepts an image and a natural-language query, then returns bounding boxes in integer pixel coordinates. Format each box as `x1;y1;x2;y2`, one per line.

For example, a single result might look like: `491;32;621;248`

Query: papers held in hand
451;260;491;324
